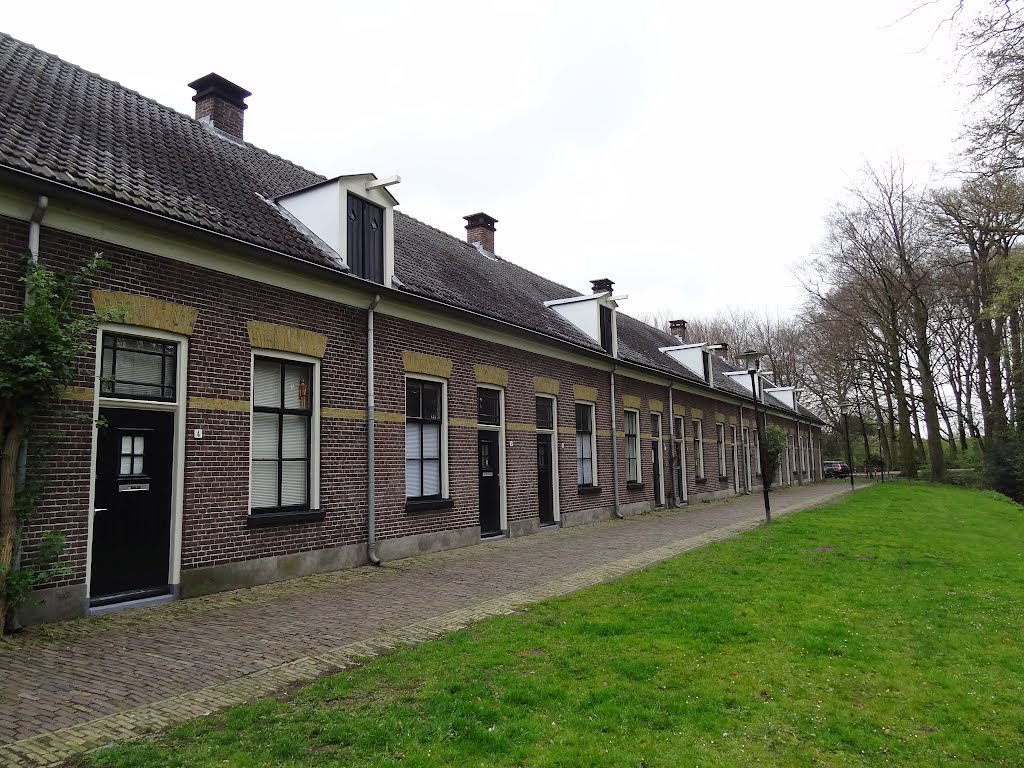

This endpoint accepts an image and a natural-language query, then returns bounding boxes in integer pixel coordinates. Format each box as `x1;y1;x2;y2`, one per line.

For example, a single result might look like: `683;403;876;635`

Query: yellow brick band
640;432;653;440
649;399;663;413
189;397;250;412
248;321;327;358
507;422;536;432
574;384;598;402
533;376;560;395
622;394;641;409
558;426;576;435
403;351;452;378
322;408;367;420
92;291;198;335
474;364;508;387
449;417;478;428
596;429;612;438
673;404;685;416
59;386;94;402
374;411;406;423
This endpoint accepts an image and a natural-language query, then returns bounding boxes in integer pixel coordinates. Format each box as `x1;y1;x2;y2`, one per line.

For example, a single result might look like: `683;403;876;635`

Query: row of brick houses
0;33;824;624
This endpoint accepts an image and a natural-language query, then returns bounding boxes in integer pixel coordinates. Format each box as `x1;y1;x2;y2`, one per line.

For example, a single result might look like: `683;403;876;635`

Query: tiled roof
0;32;821;424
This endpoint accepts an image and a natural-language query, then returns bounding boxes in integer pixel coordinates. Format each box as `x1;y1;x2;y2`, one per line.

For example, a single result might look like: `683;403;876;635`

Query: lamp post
839;401;855;491
856;401;872;481
739;350;770;523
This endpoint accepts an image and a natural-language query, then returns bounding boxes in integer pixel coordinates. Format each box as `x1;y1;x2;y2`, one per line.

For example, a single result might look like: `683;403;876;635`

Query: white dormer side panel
277;182;341;254
550;298;600;343
277;173;398;286
545;294;618;355
723;370;753;394
764;387;796;409
659;343;707;381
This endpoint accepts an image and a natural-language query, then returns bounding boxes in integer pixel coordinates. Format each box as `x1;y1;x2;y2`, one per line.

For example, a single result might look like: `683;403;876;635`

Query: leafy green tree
0;254;105;634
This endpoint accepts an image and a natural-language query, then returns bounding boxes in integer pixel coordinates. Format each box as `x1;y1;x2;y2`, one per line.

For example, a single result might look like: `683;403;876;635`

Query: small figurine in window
298;379;308;409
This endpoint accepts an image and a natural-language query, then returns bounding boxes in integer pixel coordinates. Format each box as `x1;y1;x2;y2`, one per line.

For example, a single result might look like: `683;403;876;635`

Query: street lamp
856;402;872;482
839;401;856;491
739;350;771;523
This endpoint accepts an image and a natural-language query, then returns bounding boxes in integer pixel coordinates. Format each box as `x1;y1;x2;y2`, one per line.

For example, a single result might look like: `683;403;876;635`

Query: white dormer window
276;173;400;286
659;342;714;385
764;386;802;411
545;293;620;356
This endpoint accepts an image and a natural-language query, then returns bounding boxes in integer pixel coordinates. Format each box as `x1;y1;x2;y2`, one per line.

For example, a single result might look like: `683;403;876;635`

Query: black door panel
91;408;174;603
478;431;501;535
537;435;554;525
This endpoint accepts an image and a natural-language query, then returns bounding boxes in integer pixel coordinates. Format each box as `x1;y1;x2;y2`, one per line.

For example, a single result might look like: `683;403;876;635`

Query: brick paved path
0;481;858;766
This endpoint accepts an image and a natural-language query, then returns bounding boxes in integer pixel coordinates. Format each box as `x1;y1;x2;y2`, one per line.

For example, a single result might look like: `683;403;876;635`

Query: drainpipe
366;294;382;566
668;385;679;507
610;368;622;519
8;196;48;631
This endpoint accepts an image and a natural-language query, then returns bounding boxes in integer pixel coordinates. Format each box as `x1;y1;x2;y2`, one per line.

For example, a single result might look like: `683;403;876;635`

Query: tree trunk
0;413;23;637
914;311;947;480
888;323;917;477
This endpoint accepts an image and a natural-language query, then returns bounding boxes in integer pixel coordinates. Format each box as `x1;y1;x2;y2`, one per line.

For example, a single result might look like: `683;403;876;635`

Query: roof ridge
0;31;325;189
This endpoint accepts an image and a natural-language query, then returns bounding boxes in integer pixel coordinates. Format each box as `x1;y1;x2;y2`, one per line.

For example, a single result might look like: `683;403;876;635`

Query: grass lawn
83;483;1024;767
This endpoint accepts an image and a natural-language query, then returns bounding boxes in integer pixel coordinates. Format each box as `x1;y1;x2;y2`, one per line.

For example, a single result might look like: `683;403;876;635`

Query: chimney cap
464;212;498;231
591;278;614;294
188;73;252;110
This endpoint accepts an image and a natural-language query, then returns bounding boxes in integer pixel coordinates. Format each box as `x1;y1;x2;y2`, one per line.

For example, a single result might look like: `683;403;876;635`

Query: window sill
626;481;645;491
695;477;707;485
405;497;455;514
247;509;325;527
578;485;602;496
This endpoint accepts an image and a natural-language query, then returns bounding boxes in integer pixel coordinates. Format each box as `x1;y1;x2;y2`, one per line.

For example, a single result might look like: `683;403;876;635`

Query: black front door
478;430;501;535
537;434;554;525
91;408;174;604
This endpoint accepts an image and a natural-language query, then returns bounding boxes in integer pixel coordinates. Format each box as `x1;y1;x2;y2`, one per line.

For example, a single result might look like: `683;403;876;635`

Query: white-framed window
624;408;641;483
717;423;727;477
100;332;178;402
406;376;447;500
808;435;815;477
673;415;685;495
251;353;319;514
576;402;597;486
693;419;705;480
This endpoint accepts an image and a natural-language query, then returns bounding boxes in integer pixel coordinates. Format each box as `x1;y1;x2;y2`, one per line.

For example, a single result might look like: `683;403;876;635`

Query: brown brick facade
1;212;822;618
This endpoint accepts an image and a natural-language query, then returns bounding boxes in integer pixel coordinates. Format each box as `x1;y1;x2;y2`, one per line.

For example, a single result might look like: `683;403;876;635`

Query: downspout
668;384;679;507
9;196;48;631
366;294;382;566
610;368;622;519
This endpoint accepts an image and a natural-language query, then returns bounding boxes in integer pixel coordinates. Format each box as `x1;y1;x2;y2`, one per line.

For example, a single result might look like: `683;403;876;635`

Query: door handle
93;508;107;513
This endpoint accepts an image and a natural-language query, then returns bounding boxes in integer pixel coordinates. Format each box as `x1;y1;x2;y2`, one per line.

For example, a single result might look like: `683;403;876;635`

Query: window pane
132;455;144;475
423;459;441;496
252;461;278;508
406;381;421;418
406;422;422;460
281;415;309;459
625;411;637;435
406;459;422;497
121;435;132;454
254;359;282;407
281;460;308;506
478;388;500;426
576;403;592;433
284;364;311;410
119;456;131;475
422;383;441;421
581;457;593;485
134;435;145;454
422;423;441;460
536;397;553;431
252;412;279;459
651;415;660;437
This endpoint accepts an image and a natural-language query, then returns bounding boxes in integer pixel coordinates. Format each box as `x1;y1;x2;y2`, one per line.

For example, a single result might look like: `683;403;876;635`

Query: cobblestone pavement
0;481;859;766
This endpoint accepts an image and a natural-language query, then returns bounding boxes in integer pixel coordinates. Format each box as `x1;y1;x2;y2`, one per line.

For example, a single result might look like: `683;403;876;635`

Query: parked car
822;460;851;478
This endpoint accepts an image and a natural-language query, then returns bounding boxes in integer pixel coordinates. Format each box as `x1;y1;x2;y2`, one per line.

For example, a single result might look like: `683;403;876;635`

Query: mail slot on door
118;481;150;492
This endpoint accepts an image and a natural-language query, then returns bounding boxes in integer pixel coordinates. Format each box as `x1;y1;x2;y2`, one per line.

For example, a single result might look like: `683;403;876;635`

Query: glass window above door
100;333;177;402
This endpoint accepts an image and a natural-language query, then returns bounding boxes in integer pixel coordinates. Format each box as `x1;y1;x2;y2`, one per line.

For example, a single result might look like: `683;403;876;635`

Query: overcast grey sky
4;1;968;319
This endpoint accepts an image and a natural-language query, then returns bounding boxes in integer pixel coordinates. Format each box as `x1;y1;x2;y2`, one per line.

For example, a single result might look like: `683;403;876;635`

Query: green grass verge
86;483;1024;767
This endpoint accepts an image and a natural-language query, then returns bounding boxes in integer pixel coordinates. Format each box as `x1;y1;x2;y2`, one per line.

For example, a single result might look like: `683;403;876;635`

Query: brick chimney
464;213;497;253
669;319;687;342
590;278;614;294
188;73;251;140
